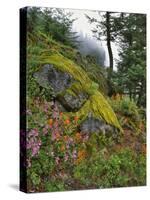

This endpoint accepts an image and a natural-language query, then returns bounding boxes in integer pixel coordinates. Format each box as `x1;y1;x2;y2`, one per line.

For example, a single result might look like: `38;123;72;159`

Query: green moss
75;92;122;131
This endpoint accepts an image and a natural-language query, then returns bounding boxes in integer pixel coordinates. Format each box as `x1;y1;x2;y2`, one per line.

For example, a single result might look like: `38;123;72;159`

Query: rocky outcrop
34;52;122;134
33;64;73;94
34;64;88;111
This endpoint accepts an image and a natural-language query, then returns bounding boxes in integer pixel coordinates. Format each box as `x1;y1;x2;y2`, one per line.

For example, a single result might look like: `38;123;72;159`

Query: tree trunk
106;12;113;74
137;81;146;107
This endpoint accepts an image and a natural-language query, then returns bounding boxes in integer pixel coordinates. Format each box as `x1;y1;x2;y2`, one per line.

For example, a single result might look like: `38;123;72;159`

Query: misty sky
65;8;120;69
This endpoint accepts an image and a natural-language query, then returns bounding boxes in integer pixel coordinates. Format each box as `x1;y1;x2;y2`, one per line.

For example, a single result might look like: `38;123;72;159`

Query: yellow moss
74;92;122;131
90;93;123;131
69;82;85;96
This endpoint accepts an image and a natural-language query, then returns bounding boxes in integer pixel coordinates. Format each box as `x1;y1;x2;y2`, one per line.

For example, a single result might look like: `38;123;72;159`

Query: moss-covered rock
35;55;121;132
33;64;74;94
29;32;122;133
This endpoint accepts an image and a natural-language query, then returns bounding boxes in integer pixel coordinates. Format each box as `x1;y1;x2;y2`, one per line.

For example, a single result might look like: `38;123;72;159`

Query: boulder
34;62;122;134
33;64;73;94
80;115;114;135
57;91;88;111
34;64;88;111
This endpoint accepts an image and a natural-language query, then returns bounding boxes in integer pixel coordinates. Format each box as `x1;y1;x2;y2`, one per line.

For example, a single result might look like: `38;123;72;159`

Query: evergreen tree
27;7;78;47
86;12;122;72
116;14;146;107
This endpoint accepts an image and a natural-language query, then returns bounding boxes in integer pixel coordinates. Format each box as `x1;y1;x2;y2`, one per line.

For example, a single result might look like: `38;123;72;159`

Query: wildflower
28;129;38;137
83;134;89;142
68;137;74;144
38;139;41;146
61;145;65;151
43;102;49;113
64;135;69;142
75;132;82;142
75;150;87;164
27;129;41;157
51;132;56;141
48;119;53;126
32;145;40;157
56;132;61;140
64;119;70;125
72;149;77;159
78;150;86;159
66;144;70;149
64;154;69;162
42;125;48;135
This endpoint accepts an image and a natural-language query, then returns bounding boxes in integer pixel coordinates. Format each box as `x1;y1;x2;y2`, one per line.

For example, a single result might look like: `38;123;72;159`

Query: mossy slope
42;53;122;131
28;32;122;131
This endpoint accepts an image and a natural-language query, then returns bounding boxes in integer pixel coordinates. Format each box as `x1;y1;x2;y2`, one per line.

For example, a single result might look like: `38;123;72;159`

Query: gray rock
33;64;73;94
34;64;88;111
57;91;88;111
80;115;114;135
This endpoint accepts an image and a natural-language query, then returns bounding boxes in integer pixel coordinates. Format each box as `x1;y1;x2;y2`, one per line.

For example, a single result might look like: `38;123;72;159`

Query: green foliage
26;96;146;192
73;148;146;188
30;172;41;186
87;12;146;107
109;97;140;120
108;97;143;132
27;7;78;47
45;181;65;192
115;14;146;107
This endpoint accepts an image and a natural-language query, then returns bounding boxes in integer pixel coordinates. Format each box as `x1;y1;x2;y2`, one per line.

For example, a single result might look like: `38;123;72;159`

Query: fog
76;31;106;66
65;8;119;69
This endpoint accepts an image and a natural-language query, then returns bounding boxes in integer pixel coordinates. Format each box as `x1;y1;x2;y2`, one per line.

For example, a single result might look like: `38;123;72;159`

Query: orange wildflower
64;119;70;125
48;119;53;126
60;145;65;151
75;132;82;142
56;132;61;140
75;150;87;164
64;135;69;142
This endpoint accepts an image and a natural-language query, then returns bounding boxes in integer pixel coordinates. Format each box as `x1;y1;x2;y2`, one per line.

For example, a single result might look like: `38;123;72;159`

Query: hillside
24;30;146;192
